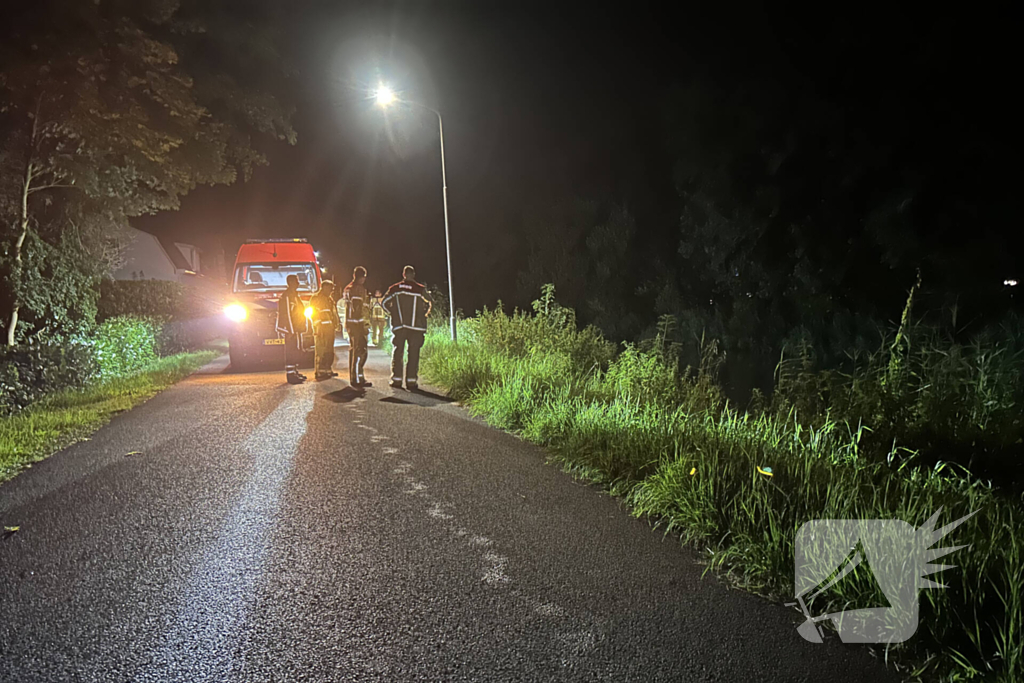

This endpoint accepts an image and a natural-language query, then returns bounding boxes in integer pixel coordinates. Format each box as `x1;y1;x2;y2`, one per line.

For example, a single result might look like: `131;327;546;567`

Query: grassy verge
0;351;217;484
379;330;394;356
421;300;1022;682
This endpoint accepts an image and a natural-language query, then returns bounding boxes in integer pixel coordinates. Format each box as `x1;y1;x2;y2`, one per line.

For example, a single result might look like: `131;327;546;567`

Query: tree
517;199;643;341
0;0;296;345
650;5;1022;377
651;76;921;371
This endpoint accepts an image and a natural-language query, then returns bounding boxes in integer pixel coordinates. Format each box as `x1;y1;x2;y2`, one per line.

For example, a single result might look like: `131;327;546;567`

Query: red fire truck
223;239;323;369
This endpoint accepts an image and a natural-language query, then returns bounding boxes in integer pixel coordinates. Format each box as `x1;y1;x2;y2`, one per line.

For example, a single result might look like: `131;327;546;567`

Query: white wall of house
112;228;178;281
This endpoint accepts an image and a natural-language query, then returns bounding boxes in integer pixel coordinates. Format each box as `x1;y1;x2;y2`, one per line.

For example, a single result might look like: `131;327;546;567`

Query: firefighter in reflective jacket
369;290;388;347
342;266;372;387
382;265;432;390
275;274;310;384
309;280;339;380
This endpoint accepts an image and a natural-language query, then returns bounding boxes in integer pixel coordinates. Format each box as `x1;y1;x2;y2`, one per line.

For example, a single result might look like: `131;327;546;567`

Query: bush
0;231;103;345
92;316;159;377
471;285;616;372
97;279;214;321
97;279;189;320
426;283;451;329
97;280;227;352
156;318;222;355
0;342;98;416
1;317;174;417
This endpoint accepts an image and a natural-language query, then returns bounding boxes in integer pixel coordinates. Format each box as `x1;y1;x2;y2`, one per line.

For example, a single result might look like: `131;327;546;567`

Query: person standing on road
309;280;340;380
275;273;309;385
382;265;432;390
342;266;372;387
369;289;388;347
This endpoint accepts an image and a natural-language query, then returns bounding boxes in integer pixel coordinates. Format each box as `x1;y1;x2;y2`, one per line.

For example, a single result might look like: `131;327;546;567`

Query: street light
375;86;396;106
375;84;457;342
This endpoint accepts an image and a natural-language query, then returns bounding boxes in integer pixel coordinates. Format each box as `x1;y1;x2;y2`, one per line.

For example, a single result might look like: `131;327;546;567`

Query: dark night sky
138;2;1020;312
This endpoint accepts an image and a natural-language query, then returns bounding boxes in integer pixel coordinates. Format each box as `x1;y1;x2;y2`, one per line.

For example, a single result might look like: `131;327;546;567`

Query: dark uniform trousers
314;322;335;376
392;328;425;385
283;333;301;370
347;321;369;384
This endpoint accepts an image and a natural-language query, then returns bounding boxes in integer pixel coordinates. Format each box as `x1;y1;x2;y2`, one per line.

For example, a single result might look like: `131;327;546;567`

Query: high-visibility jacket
382;279;431;332
309;291;339;327
342;282;369;326
370;298;387;323
276;288;310;336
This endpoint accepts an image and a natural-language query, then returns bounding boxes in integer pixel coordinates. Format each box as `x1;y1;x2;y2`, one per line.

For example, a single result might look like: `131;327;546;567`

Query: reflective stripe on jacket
382;280;431;332
342;282;368;324
309;292;339;326
370;298;387;322
276;289;310;336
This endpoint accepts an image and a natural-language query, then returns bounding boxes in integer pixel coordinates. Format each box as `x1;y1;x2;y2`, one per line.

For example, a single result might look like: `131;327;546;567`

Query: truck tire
229;346;246;372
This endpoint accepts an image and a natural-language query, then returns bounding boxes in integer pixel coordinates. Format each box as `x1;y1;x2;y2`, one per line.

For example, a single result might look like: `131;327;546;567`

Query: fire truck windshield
233;263;319;293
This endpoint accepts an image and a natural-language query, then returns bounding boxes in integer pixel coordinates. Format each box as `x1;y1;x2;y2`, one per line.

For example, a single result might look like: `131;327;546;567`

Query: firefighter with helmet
382;265;432;390
309;280;340;380
342;266;372;387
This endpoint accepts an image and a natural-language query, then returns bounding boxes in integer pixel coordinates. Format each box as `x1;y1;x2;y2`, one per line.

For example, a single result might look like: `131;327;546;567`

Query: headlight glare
225;304;248;322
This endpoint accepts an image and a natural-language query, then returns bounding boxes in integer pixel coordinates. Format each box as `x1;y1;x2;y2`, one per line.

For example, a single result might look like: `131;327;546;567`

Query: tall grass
770;319;1024;492
422;288;1024;682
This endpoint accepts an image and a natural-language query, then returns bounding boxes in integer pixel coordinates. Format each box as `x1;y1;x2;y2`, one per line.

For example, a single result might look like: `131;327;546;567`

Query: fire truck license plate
264;338;285;345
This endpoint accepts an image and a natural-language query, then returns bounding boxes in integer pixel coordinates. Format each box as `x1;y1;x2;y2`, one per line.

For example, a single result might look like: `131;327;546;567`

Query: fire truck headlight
304;306;314;319
225;304;248;322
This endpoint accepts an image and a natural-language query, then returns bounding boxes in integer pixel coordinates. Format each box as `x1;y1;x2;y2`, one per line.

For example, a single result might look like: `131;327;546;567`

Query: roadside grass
0;351;217;484
421;291;1024;682
378;330;394;356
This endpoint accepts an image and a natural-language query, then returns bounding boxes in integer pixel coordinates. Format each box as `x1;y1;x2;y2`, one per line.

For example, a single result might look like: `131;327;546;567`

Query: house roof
157;235;194;272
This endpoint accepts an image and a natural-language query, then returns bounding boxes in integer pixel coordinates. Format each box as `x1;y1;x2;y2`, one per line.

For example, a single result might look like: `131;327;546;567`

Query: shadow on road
322;387;365;403
409;388;452;402
379;389;454;408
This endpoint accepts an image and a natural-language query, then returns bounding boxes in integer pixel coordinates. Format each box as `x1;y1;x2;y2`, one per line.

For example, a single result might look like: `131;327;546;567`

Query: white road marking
427;503;454;520
404;480;427;494
368;410;604;667
482;552;510;585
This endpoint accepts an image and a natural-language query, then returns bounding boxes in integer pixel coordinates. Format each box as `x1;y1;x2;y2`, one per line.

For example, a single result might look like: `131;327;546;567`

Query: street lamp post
376;86;457;342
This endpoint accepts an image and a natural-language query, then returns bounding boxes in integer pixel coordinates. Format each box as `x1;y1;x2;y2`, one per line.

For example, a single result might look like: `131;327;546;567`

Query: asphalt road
0;343;898;682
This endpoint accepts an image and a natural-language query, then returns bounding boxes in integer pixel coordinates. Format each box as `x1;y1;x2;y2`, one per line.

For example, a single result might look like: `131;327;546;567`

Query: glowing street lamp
375;84;457;342
375;85;396;107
